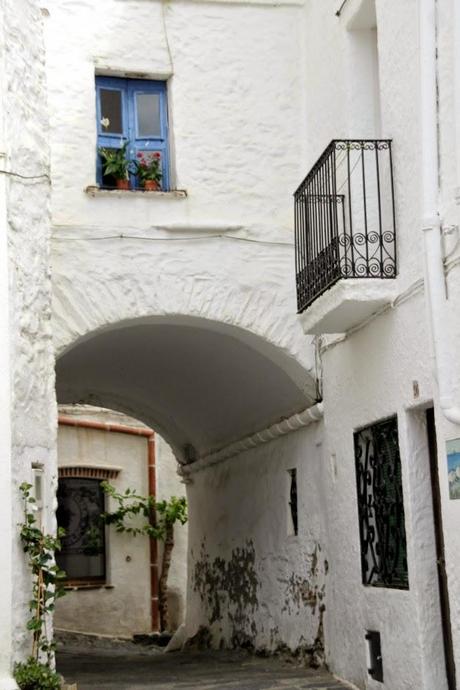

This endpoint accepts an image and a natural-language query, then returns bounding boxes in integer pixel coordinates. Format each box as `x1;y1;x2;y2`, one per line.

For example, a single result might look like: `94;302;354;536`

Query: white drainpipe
420;0;460;425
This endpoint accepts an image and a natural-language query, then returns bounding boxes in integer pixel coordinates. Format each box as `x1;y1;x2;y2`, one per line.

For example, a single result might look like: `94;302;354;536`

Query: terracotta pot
144;179;160;191
115;179;130;190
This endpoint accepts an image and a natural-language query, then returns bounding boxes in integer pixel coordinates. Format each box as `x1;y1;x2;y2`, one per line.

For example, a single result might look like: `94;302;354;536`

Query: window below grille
56;477;106;584
354;416;408;589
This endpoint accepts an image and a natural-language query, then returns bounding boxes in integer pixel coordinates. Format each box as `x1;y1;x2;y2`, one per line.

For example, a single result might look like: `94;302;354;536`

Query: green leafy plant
100;482;187;631
13;657;61;690
17;483;66;665
98;142;131;180
133;151;162;184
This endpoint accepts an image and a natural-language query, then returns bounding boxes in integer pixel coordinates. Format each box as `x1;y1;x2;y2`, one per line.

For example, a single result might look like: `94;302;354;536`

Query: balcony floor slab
298;278;398;335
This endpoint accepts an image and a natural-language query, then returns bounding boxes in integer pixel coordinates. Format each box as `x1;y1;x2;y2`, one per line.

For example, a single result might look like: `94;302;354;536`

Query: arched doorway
54;315;326;659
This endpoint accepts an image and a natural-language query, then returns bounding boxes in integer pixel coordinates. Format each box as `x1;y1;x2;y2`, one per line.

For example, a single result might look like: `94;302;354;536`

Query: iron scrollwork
354;416;409;589
294;139;397;313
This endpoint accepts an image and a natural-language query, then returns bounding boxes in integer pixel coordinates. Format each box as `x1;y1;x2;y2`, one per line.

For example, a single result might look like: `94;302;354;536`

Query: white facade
54;406;188;637
0;0;459;689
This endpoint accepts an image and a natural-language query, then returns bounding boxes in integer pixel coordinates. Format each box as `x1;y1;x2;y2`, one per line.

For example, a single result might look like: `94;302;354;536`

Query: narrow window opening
288;469;298;536
32;464;44;527
346;0;382;138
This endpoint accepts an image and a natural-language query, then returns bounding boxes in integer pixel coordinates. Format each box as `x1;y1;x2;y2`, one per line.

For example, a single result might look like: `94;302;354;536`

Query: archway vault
56;315;317;463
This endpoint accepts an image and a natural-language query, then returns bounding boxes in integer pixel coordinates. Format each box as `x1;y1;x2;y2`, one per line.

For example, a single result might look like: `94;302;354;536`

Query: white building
0;0;459;688
54;405;187;638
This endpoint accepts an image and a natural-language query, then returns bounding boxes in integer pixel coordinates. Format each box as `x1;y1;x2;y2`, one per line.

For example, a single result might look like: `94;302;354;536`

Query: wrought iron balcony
294;140;396;314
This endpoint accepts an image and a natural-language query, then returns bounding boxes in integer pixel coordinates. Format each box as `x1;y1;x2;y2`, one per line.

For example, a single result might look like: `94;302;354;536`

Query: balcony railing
294;140;397;313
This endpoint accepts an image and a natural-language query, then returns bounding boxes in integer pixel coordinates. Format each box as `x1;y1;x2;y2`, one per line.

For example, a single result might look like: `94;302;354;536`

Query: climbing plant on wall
15;482;67;690
100;482;188;632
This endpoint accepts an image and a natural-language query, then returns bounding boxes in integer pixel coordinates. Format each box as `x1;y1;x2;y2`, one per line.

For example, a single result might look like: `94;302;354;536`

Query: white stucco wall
54;406;187;637
44;0;316;410
320;293;445;690
43;0;306;229
1;0;458;689
0;0;55;684
184;423;327;659
298;2;460;688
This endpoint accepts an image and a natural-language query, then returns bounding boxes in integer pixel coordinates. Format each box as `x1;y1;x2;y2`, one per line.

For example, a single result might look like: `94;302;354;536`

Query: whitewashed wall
55;406;187;636
44;0;316;397
0;0;55;685
184;423;327;661
301;1;460;689
43;0;306;231
27;0;460;689
45;0;321;671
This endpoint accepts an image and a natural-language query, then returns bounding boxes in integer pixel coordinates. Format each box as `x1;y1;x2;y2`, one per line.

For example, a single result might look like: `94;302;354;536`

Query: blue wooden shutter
96;77;129;186
127;80;169;191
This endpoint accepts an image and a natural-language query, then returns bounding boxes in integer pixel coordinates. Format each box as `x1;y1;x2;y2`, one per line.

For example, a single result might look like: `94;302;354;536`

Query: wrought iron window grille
294;140;397;313
56;477;106;583
354;416;409;589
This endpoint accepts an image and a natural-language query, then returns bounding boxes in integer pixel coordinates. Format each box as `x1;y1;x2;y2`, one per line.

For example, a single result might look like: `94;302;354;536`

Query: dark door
426;408;457;690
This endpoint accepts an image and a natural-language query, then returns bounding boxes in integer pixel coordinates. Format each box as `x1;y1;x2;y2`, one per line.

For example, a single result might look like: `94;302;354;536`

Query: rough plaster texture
1;1;460;690
54;406;187;636
319;293;445;690
55;321;314;460
43;0;306;229
44;0;318;452
302;2;460;688
0;0;55;684
185;425;327;660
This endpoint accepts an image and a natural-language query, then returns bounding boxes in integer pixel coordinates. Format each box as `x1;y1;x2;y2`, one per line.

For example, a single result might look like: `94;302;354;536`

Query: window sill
64;583;114;591
85;185;187;199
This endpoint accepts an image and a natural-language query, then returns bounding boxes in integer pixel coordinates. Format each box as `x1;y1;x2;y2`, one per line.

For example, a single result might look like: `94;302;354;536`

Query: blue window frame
96;76;170;190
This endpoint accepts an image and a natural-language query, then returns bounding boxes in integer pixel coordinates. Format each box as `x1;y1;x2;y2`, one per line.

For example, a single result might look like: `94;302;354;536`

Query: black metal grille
56;478;106;582
354;416;408;589
294;140;397;313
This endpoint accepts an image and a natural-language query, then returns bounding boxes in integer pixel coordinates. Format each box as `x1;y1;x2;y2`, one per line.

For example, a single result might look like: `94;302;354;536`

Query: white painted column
0;1;17;686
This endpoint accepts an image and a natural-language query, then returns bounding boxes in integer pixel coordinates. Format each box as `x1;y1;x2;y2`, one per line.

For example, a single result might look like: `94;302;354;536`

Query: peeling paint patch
280;544;326;617
281;572;325;616
192;539;260;631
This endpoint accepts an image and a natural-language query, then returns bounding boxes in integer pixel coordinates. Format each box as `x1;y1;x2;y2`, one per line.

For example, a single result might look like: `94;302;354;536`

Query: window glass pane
56;478;105;581
100;89;123;134
136;92;161;137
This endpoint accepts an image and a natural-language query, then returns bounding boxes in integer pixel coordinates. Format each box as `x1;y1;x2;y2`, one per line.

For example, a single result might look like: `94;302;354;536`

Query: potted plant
98;142;131;190
134;151;162;191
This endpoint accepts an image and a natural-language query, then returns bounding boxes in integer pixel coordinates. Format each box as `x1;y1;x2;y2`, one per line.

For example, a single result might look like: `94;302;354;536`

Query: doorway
426;408;456;690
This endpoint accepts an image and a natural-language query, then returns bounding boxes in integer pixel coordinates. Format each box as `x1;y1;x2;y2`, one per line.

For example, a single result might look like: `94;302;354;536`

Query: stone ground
57;644;352;690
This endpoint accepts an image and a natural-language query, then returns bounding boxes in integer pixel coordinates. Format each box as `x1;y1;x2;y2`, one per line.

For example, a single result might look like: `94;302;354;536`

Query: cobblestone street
57;648;351;690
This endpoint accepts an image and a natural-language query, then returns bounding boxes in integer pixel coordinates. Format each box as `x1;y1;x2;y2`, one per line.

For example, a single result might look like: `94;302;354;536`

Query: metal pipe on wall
420;0;460;425
58;415;160;631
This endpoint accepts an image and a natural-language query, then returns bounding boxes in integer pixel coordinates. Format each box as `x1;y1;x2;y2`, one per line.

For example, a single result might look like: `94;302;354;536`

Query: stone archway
51;233;325;658
55;315;316;462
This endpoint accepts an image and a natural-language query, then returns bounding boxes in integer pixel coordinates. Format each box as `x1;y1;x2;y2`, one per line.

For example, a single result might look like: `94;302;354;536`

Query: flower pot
116;179;130;190
144;180;160;191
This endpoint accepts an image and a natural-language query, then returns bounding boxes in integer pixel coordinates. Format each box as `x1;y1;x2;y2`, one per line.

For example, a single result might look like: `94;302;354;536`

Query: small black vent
366;630;383;682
